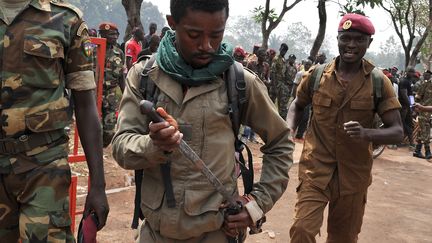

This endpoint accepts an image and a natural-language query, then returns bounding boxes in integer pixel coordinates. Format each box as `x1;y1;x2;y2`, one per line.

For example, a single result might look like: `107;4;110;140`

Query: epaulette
50;0;83;18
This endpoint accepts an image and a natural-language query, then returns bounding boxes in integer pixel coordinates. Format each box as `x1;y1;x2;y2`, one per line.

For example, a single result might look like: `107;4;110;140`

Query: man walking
112;0;293;242
287;13;403;242
270;43;289;119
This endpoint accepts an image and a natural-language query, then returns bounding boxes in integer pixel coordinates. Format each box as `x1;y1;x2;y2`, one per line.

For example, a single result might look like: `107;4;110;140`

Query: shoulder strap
225;61;254;194
139;55;158;102
371;68;383;111
225;61;246;137
309;64;327;93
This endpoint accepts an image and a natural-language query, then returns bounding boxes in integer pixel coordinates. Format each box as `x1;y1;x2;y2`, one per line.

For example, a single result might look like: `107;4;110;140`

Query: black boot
424;144;431;159
413;143;425;158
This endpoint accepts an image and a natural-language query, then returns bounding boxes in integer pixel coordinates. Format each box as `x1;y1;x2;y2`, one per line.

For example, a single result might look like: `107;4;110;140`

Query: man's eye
188;32;200;39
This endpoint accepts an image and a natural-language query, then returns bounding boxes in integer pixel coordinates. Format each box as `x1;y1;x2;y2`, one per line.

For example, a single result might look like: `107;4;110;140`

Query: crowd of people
1;0;430;243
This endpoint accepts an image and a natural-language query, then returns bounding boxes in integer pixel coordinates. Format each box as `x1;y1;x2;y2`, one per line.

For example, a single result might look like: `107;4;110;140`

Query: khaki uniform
0;0;95;242
290;58;401;242
112;60;293;241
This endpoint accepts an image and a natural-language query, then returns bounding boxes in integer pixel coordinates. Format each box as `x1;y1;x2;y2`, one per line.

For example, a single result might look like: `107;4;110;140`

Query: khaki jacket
112;60;293;239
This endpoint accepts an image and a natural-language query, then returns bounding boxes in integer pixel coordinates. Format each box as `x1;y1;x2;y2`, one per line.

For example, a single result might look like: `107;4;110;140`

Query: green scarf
156;30;234;86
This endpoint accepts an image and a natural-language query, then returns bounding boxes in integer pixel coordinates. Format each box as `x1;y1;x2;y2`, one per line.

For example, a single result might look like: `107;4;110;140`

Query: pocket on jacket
22;36;65;88
184;189;223;216
312;92;332;122
25;107;71;133
141;176;165;210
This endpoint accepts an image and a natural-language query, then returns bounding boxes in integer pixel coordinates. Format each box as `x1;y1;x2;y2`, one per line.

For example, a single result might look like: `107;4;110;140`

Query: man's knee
290;219;319;243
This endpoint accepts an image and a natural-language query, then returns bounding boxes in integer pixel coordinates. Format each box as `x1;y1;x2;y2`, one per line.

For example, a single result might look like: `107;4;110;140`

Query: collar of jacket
324;57;375;77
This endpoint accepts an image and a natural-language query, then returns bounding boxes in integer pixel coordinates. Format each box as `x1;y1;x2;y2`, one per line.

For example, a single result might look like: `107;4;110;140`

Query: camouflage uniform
270;55;290;119
102;45;124;147
286;62;297;100
414;79;432;157
0;1;95;242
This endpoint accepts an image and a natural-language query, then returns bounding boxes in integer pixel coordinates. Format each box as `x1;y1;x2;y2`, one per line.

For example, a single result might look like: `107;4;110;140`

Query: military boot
424;144;431;159
413;143;425;158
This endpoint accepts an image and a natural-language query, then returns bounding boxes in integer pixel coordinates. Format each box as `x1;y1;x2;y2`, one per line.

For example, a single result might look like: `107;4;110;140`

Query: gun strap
131;169;144;229
160;160;176;208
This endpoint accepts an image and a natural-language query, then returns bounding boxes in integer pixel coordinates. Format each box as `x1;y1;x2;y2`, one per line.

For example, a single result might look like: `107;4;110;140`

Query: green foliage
252;5;278;24
341;0;383;15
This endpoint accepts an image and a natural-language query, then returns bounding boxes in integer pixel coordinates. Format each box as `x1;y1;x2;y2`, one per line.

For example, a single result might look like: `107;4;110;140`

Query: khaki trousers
290;173;367;243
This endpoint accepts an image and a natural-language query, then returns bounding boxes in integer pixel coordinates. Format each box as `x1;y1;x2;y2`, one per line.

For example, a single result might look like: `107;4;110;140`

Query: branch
267;0;302;33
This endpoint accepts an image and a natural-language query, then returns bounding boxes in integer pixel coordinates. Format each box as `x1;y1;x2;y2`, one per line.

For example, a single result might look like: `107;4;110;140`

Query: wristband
242;195;264;223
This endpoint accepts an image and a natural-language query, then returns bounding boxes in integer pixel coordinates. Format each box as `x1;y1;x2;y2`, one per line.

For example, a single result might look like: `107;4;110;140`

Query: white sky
148;0;397;54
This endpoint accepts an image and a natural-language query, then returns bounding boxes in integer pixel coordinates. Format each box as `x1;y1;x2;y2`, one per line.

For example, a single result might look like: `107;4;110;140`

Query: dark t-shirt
398;77;413;106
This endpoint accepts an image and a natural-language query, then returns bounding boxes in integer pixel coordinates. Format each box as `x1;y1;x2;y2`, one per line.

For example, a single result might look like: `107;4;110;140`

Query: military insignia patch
83;39;93;57
105;24;110;30
342;19;352;30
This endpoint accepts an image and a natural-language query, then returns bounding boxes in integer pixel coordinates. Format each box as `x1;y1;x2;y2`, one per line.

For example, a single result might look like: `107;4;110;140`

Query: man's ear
166;15;176;30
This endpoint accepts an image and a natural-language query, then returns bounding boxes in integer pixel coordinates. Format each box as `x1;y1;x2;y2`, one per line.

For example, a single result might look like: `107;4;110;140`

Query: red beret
234;46;246;57
338;13;375;35
99;22;118;31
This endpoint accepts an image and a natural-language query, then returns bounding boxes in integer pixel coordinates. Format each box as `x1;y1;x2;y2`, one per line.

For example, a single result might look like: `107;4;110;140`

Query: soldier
287;13;403;242
270;43;289;119
144;22;157;49
111;0;293;241
413;70;432;159
399;67;416;148
314;52;327;65
286;54;297;102
233;46;247;66
0;0;109;242
98;22;125;147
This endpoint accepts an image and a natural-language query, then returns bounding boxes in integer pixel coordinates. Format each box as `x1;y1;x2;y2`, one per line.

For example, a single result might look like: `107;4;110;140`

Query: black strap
0;129;66;155
160;161;176;208
131;169;144;229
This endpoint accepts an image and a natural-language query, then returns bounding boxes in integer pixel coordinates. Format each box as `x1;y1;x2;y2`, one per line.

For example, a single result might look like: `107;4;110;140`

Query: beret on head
234;46;246;57
99;22;118;31
338;13;375;35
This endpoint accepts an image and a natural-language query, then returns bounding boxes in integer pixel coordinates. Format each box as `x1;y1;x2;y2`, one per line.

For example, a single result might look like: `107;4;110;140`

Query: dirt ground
71;141;432;243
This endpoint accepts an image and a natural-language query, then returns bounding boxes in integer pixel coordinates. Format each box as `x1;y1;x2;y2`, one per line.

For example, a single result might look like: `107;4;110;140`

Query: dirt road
73;142;432;243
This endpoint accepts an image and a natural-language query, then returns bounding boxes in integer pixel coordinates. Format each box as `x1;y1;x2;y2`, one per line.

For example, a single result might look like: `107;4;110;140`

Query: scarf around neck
156;30;234;86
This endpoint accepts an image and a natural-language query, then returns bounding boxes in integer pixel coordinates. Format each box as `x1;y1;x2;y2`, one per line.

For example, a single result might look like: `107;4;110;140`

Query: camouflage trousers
102;88;120;147
0;157;73;243
416;113;431;144
273;83;291;120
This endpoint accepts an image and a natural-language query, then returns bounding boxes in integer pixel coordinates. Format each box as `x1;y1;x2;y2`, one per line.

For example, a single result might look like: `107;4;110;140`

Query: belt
0;130;66;155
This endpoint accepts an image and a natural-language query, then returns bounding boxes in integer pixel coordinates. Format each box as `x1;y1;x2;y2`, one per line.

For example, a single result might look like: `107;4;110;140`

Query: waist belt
0;130;66;155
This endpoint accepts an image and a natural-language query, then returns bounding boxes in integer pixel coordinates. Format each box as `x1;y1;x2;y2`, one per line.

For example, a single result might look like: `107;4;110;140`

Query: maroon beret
338;13;375;35
99;22;118;32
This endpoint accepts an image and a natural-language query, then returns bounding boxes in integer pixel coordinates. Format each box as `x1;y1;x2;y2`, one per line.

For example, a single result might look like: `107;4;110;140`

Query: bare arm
72;89;109;230
286;97;306;132
344;109;403;144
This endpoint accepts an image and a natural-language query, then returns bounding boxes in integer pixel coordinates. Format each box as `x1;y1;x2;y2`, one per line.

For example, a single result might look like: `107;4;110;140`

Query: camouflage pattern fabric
285;63;297;98
0;158;73;243
270;55;286;104
0;0;95;242
415;80;432;143
102;45;124;147
274;83;290;120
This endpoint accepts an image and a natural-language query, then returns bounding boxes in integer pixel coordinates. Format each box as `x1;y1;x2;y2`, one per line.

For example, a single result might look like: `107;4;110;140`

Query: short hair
132;27;144;38
170;0;229;23
280;43;288;50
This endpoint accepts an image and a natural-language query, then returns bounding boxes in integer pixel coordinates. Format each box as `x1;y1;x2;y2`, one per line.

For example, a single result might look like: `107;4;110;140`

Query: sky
147;0;397;54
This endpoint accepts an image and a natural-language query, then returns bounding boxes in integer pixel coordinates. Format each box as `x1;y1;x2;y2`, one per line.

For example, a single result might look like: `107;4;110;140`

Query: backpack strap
309;64;327;94
225;61;254;194
370;67;383;111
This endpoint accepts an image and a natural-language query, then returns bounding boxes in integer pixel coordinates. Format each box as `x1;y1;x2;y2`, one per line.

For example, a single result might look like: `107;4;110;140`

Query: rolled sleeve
66;71;96;90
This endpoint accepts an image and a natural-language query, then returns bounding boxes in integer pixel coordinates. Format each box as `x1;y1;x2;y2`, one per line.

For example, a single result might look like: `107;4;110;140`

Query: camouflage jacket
0;0;95;173
104;45;124;89
416;79;432;106
270;55;286;85
286;63;297;85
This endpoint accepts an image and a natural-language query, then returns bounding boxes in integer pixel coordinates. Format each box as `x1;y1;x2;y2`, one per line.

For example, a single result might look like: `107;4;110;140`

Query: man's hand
84;187;109;230
343;120;370;141
221;196;253;238
148;107;182;152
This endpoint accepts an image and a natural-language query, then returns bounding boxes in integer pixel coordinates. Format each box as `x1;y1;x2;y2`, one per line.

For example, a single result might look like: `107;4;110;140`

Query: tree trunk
122;0;144;42
308;0;327;62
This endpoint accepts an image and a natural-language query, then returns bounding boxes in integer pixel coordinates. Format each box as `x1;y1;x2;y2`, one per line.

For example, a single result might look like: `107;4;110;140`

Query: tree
225;15;262;52
122;0;144;42
349;0;432;68
252;0;302;49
